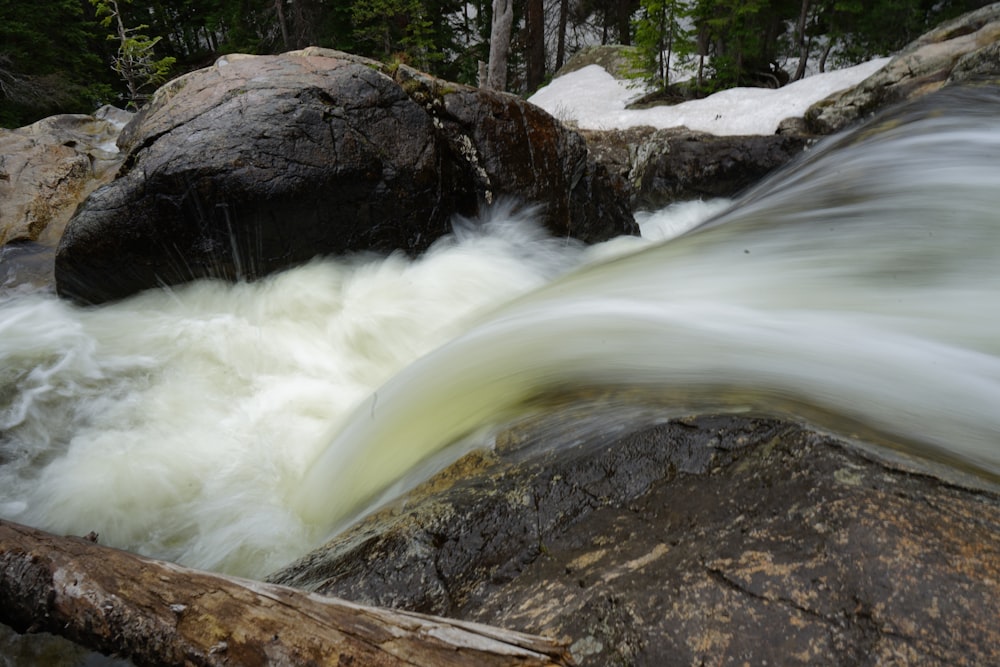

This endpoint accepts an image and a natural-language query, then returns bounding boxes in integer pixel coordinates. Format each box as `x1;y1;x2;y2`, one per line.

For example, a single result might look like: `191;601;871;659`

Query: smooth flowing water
1;87;999;583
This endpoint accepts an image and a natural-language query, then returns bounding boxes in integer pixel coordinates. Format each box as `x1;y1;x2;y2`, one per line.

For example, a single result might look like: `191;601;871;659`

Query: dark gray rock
393;64;634;244
629;129;810;210
582;126;810;211
269;406;1000;667
55;49;635;305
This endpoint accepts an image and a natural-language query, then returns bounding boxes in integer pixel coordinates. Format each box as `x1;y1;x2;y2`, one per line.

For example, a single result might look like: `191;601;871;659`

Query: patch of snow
528;57;890;136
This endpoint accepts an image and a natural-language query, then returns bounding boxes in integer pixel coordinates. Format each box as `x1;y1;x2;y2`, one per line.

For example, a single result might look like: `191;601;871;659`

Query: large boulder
805;3;1000;133
269;408;1000;667
0;108;129;248
55;49;635;304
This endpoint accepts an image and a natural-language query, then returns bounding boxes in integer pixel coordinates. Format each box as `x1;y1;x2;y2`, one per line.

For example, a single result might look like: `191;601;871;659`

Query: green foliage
630;0;984;94
350;0;441;70
631;0;695;89
694;0;794;88
0;0;114;126
819;0;924;66
90;0;176;109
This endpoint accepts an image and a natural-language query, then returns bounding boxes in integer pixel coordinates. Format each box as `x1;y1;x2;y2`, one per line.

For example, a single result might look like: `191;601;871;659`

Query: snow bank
528;58;890;136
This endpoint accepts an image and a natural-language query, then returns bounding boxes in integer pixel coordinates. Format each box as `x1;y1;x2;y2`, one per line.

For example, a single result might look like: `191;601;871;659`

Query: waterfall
293;86;1000;530
1;86;999;579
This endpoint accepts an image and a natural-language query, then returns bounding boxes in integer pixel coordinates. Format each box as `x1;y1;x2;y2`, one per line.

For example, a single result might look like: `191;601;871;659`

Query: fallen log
0;519;575;667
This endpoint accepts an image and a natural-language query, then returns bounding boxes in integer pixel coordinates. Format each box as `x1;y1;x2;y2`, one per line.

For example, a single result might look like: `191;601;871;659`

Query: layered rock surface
584;126;810;211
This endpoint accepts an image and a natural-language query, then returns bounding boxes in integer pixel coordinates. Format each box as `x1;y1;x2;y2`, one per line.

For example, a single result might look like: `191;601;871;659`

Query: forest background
0;0;990;128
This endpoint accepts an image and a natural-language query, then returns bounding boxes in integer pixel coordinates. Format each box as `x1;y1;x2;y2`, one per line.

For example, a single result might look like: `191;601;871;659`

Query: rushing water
2;87;999;586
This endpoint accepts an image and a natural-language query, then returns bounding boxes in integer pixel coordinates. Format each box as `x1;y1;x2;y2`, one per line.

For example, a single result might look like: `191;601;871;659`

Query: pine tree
0;0;113;126
90;0;176;109
632;0;695;89
350;0;441;70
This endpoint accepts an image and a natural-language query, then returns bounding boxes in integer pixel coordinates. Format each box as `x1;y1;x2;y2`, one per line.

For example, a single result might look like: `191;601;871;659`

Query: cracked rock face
55;49;635;304
269;404;1000;666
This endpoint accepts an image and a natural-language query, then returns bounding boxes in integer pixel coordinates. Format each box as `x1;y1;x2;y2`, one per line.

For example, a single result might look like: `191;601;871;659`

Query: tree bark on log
0;519;574;667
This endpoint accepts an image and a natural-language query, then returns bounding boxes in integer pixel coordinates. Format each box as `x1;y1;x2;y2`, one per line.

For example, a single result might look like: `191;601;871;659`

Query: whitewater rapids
1;86;998;578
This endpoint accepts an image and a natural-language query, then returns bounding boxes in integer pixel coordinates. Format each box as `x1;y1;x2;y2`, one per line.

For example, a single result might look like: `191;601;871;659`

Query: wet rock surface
55;49;635;305
270;411;1000;666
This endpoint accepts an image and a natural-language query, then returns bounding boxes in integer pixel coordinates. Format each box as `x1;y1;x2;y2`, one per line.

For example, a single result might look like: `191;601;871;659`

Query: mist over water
2;88;999;579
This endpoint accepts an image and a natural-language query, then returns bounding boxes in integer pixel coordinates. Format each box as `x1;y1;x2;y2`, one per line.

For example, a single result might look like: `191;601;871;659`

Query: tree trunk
555;0;569;71
526;0;546;92
792;0;811;81
0;519;574;667
274;0;290;50
617;0;632;45
487;0;514;90
818;39;834;73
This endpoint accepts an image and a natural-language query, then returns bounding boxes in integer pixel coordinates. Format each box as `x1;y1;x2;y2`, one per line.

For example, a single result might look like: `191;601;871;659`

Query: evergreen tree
350;0;441;70
91;0;176;109
578;0;640;45
0;0;113;126
632;0;694;89
2;0;990;128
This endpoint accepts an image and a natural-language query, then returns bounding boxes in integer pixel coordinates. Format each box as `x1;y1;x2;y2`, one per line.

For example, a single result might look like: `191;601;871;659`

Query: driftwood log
0;519;575;667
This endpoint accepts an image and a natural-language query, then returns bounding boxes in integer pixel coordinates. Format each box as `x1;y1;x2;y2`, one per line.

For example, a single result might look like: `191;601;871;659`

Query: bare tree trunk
479;60;489;87
288;0;318;50
555;0;569;71
274;0;290;50
0;519;575;667
791;0;812;82
487;0;514;90
526;0;546;92
617;0;632;45
818;39;834;73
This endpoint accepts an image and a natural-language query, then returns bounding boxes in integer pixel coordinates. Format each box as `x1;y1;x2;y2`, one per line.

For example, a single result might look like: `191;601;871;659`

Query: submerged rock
55;49;635;305
269;407;1000;666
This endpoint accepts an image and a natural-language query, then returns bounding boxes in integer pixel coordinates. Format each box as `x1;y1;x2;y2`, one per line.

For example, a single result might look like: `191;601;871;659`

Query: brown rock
0;109;128;248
